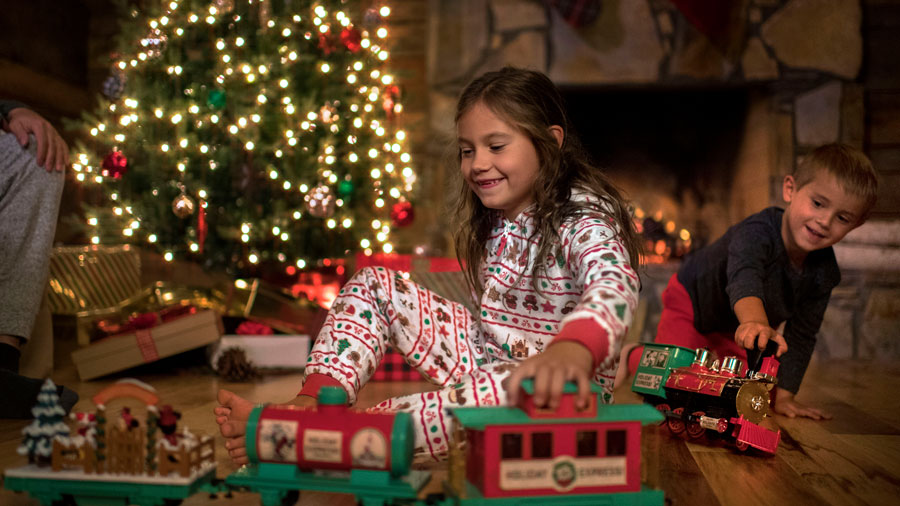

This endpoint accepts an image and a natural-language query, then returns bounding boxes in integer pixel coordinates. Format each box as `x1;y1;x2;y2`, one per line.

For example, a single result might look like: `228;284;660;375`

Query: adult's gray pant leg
0;133;64;341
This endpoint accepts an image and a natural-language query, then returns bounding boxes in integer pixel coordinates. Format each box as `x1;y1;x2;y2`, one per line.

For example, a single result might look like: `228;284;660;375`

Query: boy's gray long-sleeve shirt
677;207;841;393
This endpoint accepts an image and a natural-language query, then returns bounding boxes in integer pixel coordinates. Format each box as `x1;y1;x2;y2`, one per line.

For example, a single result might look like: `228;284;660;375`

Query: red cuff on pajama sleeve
298;373;345;399
551;318;611;369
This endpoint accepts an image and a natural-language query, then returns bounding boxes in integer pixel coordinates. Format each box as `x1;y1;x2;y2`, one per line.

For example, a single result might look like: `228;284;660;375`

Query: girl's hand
734;322;788;357
504;341;594;411
773;389;832;420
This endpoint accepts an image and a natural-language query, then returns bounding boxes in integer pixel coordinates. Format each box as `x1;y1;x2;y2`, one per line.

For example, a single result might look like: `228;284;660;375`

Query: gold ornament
304;183;335;218
141;28;167;58
172;193;195;218
319;102;338;124
213;0;234;13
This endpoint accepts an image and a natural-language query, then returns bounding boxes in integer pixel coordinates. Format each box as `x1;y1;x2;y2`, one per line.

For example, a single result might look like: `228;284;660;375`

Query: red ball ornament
390;201;414;228
102;150;128;179
318;33;336;55
340;28;362;52
382;85;399;116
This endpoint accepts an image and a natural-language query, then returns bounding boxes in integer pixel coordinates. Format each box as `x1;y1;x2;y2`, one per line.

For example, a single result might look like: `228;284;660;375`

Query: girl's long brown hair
451;67;643;297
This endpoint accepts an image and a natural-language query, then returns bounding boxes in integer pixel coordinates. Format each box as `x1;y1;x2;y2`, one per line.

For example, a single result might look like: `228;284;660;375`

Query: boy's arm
733;296;788;356
773;290;831;419
776;290;828;392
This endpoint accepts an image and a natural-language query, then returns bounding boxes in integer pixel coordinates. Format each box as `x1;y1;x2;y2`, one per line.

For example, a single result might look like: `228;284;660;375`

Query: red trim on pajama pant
628;273;748;374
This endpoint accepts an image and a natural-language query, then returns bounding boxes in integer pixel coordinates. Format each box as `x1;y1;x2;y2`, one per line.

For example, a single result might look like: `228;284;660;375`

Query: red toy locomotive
631;342;782;454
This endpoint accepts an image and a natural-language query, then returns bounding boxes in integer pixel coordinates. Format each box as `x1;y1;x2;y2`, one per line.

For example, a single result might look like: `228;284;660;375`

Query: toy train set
4;379;665;506
4;342;784;506
630;342;782;454
228;381;665;505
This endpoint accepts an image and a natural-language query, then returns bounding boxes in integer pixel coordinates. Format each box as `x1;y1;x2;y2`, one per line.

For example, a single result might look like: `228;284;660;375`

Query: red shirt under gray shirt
677;207;840;394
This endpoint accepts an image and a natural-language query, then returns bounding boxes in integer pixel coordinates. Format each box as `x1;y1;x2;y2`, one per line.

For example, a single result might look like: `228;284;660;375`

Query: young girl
215;67;642;463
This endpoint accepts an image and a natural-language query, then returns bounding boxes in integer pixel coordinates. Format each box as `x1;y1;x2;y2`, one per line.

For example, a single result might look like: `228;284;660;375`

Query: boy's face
781;170;867;260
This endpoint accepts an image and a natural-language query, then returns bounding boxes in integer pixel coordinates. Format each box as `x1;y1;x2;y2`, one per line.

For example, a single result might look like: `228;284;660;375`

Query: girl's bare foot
215;389;256;465
214;389;318;465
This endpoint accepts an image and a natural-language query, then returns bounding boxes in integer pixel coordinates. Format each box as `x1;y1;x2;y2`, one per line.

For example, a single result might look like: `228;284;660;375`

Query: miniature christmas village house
4;379;217;506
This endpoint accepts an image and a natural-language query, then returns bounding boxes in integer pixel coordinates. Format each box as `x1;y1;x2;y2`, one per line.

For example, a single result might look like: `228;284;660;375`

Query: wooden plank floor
2;340;899;506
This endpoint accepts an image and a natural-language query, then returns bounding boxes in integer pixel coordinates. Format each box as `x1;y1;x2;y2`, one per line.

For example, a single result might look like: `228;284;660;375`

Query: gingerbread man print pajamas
304;192;639;460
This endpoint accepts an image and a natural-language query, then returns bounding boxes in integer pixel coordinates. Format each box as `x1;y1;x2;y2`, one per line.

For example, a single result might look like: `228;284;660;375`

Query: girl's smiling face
457;101;541;221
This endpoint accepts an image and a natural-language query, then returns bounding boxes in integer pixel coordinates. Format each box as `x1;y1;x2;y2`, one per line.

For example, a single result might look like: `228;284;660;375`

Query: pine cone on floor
216;348;260;381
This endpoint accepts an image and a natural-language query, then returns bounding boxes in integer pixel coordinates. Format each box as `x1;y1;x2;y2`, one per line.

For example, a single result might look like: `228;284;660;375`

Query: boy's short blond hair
794;143;879;220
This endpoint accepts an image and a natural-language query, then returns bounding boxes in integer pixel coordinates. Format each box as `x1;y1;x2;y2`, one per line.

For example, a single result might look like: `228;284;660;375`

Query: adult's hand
5;107;68;172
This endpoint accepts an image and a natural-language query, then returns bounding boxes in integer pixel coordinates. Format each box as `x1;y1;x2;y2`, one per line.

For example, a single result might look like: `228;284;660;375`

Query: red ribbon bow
236;321;274;336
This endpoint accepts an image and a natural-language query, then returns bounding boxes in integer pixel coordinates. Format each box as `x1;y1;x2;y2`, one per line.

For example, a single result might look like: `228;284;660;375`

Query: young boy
619;143;878;420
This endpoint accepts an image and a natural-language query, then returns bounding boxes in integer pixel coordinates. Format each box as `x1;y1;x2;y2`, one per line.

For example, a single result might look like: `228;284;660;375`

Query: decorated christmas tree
70;0;416;275
17;379;71;465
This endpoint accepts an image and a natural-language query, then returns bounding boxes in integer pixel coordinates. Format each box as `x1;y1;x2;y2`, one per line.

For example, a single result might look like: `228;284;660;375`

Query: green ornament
338;179;354;197
207;89;227;110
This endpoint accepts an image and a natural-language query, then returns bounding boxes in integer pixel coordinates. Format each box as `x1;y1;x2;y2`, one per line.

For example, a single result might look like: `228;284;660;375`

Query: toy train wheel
668;407;686;435
735;440;749;452
686;411;705;439
655;403;671;425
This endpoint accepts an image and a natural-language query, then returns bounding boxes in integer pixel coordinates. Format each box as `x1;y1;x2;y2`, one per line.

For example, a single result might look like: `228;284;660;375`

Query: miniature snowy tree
17;379;71;466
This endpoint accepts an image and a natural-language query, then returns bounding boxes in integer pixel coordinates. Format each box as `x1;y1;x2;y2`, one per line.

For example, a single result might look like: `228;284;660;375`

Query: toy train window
606;430;626;456
577;430;598;457
502;433;523;459
641;349;670;368
532;432;553;459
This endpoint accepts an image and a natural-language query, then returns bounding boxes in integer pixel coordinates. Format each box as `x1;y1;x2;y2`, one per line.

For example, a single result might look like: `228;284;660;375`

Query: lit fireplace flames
634;207;692;265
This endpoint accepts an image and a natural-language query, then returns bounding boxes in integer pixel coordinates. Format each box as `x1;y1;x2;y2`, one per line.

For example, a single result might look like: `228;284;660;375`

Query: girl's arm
553;214;640;366
506;213;639;408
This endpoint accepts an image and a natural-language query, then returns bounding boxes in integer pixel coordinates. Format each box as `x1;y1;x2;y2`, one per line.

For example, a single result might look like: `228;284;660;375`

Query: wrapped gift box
371;347;424;382
48;245;146;346
208;334;311;371
71;309;223;380
221;278;328;335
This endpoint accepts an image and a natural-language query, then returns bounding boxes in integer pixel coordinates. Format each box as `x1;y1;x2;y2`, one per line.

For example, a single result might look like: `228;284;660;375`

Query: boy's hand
734;321;788;357
772;388;832;420
504;341;594;411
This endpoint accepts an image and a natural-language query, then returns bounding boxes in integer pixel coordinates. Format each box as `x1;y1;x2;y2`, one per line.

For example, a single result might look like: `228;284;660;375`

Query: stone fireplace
422;0;900;360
